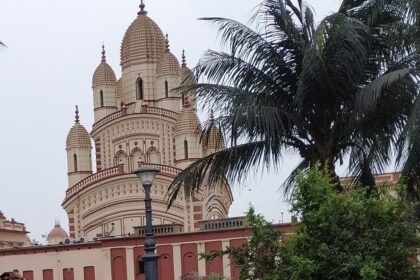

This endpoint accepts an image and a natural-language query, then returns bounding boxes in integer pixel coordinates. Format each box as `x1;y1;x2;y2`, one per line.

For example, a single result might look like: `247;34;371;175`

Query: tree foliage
202;207;283;280
281;169;420;280
207;170;420;280
168;0;420;203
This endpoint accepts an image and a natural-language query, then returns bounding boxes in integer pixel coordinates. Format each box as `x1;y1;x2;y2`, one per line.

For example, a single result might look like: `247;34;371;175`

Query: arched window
149;149;160;164
136;77;144;100
100;90;104;107
164;80;169;98
73;154;78;172
184;140;188;159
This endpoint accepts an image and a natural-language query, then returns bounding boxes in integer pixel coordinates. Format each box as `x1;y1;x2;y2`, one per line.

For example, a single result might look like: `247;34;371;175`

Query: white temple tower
92;46;118;122
62;1;233;239
66;106;93;187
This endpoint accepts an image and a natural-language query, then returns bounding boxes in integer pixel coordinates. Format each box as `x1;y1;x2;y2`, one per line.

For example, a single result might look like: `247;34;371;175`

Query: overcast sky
0;0;341;242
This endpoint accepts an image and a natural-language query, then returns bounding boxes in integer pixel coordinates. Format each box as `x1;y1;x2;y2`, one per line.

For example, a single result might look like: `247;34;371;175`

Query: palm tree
169;0;420;203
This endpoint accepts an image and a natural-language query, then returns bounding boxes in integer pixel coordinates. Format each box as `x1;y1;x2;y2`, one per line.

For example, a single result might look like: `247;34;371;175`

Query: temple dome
175;103;201;136
120;5;166;68
157;52;180;77
157;35;180;77
204;125;225;149
203;113;225;150
92;46;116;88
47;223;69;245
66;124;91;149
66;107;92;150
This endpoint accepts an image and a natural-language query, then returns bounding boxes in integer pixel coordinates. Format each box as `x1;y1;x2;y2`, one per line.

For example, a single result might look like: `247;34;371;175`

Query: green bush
207;169;420;280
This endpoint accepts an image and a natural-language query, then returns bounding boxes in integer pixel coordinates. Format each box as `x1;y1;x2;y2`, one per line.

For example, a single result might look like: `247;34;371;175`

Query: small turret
175;99;202;169
92;45;117;121
156;34;181;111
66;106;93;187
202;111;225;156
46;221;69;245
120;1;166;106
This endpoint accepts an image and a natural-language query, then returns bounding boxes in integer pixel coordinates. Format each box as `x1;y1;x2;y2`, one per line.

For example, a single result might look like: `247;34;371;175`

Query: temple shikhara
0;3;253;280
62;0;232;240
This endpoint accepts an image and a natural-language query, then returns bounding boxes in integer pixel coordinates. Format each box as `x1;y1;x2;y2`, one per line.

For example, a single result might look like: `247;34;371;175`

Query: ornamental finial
138;0;147;15
165;33;170;52
75;105;80;124
101;44;106;62
181;49;186;67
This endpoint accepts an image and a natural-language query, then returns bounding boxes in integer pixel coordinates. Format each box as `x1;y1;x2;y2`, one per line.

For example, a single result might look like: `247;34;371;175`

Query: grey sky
0;0;340;242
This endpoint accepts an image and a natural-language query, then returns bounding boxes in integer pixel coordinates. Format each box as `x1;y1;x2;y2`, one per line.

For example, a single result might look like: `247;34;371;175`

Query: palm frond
296;13;369;109
397;95;420;163
199;17;294;73
357;68;413;112
254;0;308;63
398;128;420;200
348;133;393;189
167;141;284;208
194;51;287;95
281;158;310;196
339;0;369;13
173;82;299;148
348;147;378;189
199;103;298;148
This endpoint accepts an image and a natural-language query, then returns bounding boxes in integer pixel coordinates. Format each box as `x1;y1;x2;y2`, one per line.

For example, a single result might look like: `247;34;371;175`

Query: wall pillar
221;240;231;278
33;270;42;280
126;247;135;280
74;266;83;280
102;248;112;280
172;244;182;280
197;242;206;277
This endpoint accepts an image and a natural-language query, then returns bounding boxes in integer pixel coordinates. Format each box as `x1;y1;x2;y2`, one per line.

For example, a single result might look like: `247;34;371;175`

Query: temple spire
101;44;106;62
75;105;80;124
181;49;187;67
165;34;170;52
138;0;147;15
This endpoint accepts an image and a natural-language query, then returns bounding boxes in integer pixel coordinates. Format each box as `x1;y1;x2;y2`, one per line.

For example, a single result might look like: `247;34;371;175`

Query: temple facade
61;1;233;242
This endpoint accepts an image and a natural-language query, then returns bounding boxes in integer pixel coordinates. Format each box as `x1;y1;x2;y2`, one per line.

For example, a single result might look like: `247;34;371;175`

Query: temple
62;1;232;241
1;2;401;280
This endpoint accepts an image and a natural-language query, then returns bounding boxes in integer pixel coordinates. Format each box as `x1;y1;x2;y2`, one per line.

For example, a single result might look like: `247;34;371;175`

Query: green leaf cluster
219;169;420;280
201;208;283;280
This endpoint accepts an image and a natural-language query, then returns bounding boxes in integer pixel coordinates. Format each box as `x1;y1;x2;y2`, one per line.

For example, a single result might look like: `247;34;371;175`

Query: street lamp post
134;165;160;280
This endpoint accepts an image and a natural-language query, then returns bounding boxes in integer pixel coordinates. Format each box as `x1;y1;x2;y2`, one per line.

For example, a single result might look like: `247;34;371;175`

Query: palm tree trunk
305;146;343;191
